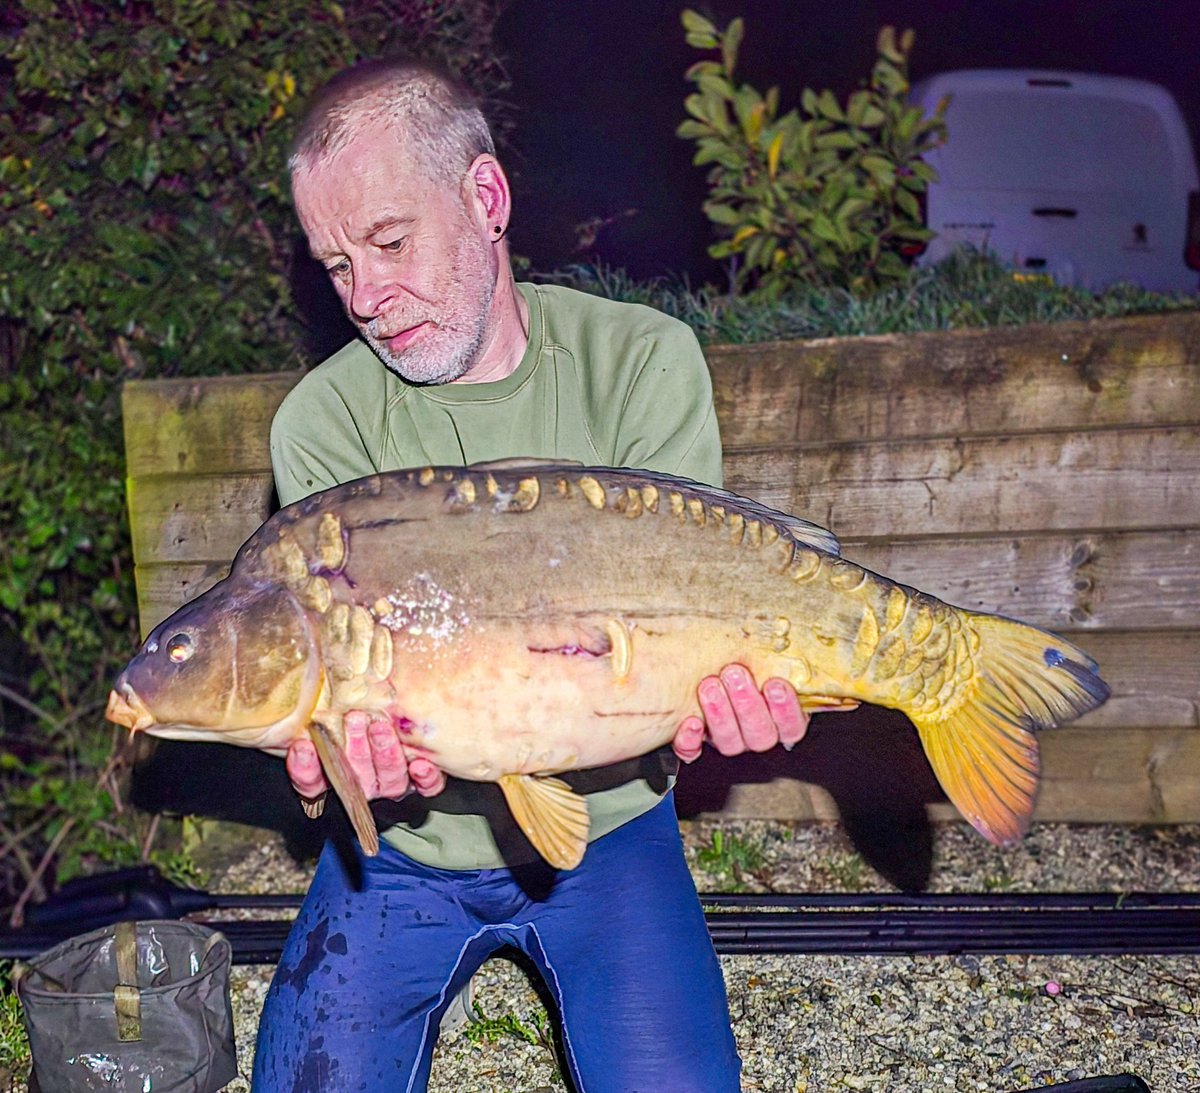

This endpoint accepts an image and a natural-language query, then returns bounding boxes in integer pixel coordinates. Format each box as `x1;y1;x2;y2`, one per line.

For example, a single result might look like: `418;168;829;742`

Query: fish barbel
106;462;1109;869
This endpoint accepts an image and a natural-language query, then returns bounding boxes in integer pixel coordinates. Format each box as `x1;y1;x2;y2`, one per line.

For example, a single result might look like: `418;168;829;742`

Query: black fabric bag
14;919;237;1093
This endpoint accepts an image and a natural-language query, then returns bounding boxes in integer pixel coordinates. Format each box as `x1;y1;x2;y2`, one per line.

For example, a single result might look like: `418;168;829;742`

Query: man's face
292;119;496;385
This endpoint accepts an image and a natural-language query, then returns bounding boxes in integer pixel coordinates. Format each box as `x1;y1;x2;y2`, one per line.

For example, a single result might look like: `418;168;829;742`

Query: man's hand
673;665;810;763
287;710;446;806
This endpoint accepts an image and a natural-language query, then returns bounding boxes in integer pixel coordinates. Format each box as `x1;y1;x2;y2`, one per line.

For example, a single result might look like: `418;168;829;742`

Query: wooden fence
122;311;1200;827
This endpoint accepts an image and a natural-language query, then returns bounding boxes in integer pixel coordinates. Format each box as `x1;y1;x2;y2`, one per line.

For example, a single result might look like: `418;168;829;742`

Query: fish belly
373;618;759;782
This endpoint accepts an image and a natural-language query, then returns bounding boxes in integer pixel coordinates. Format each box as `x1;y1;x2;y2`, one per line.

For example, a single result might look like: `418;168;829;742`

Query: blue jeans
251;792;741;1092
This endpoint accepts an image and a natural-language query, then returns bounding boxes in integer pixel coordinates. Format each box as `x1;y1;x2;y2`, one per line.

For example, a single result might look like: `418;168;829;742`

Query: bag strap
201;929;227;963
113;920;142;1043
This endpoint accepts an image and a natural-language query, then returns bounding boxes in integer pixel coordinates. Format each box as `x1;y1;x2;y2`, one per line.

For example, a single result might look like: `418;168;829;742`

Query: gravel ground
195;819;1199;1093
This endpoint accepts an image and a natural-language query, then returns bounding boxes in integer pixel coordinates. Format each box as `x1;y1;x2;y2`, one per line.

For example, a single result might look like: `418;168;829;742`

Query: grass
694;829;769;892
0;966;30;1085
464;1000;554;1051
820;851;869;891
539;247;1198;346
462;998;564;1088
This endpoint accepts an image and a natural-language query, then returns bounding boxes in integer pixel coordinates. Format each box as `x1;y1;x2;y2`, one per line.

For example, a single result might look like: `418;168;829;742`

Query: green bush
677;9;947;296
0;0;507;922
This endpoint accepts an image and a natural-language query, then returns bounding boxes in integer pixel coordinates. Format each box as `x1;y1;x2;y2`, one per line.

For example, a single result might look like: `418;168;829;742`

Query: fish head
106;579;322;750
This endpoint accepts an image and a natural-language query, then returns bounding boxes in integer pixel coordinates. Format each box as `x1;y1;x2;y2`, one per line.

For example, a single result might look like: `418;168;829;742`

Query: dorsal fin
459;462;841;556
610;468;841;557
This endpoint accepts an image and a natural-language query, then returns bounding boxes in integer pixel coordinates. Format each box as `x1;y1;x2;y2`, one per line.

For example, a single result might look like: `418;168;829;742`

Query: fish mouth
105;684;155;733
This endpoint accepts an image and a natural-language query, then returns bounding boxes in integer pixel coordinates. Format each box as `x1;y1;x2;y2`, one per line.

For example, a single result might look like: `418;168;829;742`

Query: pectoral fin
308;719;380;856
797;694;862;714
498;773;591;870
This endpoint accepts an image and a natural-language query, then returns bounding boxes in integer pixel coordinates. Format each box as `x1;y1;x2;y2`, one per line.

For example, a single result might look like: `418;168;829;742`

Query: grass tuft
0;965;30;1084
538;247;1198;346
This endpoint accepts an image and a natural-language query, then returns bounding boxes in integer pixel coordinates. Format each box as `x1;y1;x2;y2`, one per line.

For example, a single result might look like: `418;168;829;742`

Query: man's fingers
367;719;411;799
286;738;329;799
672;716;706;763
698;673;743;756
342;710;381;796
764;678;810;750
719;665;776;752
407;756;447;797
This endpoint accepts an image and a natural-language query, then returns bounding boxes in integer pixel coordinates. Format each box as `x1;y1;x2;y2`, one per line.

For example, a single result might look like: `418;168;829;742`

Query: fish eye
166;634;194;663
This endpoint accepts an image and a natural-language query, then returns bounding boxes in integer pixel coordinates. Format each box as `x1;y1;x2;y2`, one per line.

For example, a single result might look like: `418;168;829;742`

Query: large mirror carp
107;462;1109;870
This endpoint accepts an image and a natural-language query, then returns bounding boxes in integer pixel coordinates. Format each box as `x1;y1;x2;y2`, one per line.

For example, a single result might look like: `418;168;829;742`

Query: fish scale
107;461;1109;870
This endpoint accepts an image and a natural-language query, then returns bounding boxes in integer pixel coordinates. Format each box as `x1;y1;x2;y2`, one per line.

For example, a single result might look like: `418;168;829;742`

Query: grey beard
362;310;491;386
364;326;475;385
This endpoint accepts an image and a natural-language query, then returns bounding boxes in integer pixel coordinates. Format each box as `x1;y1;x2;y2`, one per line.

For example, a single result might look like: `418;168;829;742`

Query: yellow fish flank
107;463;1109;870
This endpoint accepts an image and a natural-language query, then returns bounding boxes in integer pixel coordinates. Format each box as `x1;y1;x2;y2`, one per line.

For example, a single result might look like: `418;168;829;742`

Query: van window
936;92;1175;193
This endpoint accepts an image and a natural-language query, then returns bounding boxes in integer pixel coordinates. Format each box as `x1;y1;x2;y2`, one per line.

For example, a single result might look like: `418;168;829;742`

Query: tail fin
910;615;1109;847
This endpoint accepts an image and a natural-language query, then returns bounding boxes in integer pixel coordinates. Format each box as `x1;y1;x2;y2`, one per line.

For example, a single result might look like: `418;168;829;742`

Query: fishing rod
2;867;1199;961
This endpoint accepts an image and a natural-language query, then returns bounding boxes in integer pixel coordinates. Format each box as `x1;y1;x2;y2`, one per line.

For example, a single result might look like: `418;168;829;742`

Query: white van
909;69;1200;294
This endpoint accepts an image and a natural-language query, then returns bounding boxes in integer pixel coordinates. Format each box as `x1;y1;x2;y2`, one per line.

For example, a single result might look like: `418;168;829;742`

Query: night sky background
491;0;1199;284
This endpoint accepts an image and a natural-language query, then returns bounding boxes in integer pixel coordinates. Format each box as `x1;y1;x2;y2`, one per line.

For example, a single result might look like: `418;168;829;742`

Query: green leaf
698;73;735;101
676;119;714;140
894;186;920;220
685;60;724;80
857;104;886;128
809;213;842;244
876;26;903;64
813;131;859;151
817;90;844;121
721;17;745;75
684;93;721;126
681;8;719;45
703;201;742;226
861;154;896;188
836;196;873;222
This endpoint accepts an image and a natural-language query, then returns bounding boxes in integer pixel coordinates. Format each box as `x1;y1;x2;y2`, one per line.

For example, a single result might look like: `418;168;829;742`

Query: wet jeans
251;792;741;1092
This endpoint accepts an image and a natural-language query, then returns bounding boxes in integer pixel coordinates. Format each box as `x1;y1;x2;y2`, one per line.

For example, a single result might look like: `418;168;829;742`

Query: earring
492;223;505;238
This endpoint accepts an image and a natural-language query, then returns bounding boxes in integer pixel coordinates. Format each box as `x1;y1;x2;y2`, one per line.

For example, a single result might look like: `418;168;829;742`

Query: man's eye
381;238;405;252
325;259;350;277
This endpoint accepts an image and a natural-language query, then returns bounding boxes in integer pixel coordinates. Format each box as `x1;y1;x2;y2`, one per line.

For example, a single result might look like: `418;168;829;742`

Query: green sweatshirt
270;282;722;869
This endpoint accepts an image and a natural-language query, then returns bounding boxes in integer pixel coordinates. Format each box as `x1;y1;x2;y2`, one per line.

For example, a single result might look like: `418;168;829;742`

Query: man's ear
464;153;511;233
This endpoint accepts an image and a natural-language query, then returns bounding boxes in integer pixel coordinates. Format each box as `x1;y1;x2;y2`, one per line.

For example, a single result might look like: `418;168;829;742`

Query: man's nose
347;258;396;322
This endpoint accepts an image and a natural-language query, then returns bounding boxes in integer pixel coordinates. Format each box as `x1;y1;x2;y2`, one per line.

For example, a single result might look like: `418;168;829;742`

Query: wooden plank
844;529;1200;632
119;315;1200;473
134;562;231;637
708;311;1200;449
937;725;1200;824
725;425;1200;537
1037;725;1200;822
127;473;275;567
1067;632;1199;731
121;372;300;479
708;726;1200;825
128;476;1199;632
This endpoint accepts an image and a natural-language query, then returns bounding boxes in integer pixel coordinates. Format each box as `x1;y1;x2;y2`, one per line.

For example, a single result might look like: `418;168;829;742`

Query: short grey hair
289;58;495;184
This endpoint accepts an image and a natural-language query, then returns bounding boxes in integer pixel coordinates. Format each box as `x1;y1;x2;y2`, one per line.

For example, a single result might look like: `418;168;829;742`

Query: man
255;58;810;1092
